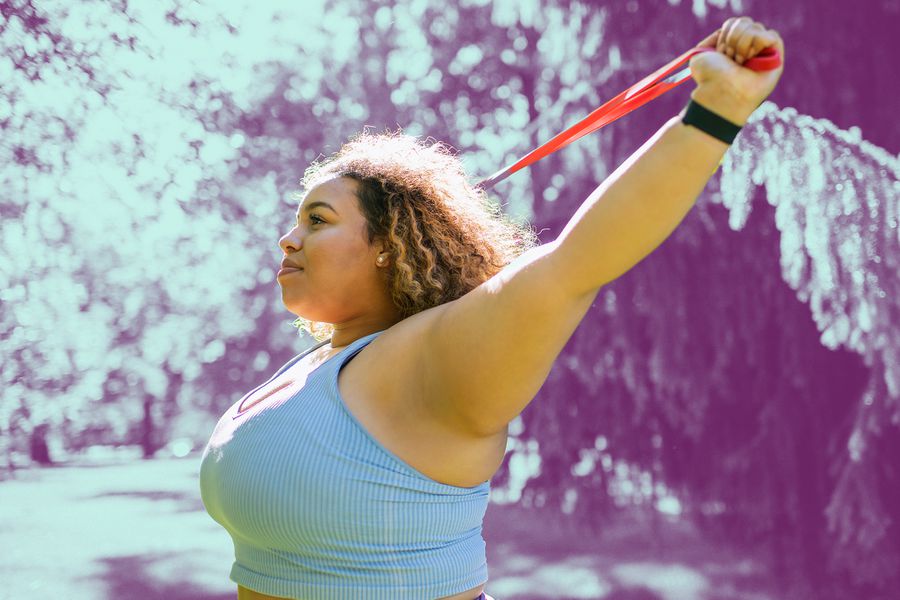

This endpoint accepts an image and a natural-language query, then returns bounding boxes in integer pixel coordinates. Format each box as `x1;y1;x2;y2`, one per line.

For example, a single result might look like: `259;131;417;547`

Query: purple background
2;1;898;598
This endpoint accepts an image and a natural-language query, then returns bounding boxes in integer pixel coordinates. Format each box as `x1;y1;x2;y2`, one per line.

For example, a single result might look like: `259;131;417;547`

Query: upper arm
420;240;600;437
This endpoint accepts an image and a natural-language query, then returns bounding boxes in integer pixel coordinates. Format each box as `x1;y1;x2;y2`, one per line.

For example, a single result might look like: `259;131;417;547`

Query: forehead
299;176;358;212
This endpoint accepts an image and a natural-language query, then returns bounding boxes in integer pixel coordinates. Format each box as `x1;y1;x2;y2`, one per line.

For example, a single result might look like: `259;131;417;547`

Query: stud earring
376;256;387;265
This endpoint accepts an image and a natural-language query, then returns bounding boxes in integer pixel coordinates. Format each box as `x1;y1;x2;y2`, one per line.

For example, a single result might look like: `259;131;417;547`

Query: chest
238;341;508;489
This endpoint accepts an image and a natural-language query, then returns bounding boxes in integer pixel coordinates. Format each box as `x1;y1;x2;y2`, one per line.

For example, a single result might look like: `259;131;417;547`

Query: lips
280;258;303;270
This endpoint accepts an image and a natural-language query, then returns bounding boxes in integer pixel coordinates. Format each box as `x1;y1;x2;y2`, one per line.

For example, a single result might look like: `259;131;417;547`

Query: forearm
552;83;755;297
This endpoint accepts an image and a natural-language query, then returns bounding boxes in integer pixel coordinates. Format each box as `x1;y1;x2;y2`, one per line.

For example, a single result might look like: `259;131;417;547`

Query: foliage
2;0;897;596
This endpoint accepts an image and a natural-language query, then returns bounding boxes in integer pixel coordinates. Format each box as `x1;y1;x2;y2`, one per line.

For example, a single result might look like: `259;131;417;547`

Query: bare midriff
237;582;485;599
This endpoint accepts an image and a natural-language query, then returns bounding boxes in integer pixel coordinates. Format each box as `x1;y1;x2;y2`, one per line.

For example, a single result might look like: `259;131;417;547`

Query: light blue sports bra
199;329;491;599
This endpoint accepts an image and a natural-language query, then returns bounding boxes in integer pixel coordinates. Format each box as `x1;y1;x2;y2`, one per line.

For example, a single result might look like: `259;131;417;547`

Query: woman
200;17;784;600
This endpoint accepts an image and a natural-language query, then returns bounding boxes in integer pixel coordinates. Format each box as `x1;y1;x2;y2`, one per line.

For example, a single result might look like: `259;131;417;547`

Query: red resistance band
474;45;782;191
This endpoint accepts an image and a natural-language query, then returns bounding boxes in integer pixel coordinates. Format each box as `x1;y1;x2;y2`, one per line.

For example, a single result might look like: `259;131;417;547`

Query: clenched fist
688;17;786;125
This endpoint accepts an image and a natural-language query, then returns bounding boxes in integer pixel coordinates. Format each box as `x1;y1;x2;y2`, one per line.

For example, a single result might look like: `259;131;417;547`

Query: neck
328;318;398;349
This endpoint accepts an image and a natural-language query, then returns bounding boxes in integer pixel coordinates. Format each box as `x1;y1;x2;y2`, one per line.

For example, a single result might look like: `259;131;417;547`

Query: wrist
688;82;757;127
680;98;742;145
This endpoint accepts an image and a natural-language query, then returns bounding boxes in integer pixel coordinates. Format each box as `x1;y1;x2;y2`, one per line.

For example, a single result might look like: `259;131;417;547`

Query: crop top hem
230;560;488;600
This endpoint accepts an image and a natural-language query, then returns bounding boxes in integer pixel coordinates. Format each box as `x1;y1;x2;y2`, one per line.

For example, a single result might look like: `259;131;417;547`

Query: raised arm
419;19;785;438
552;84;747;298
553;20;785;297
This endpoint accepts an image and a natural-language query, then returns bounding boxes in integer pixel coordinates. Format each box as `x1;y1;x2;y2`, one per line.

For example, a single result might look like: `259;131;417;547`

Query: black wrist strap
681;99;742;144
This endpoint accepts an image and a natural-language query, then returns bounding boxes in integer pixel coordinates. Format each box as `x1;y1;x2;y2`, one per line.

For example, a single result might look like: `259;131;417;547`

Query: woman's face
277;176;392;325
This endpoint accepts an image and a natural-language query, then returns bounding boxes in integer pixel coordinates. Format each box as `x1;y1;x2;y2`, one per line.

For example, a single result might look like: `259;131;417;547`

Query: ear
371;235;392;257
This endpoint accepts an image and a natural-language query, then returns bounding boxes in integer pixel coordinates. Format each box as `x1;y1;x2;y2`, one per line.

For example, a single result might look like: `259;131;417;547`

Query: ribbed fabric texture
199;330;491;600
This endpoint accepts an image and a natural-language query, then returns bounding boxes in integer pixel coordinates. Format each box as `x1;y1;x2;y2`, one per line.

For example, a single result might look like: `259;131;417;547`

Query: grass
0;454;778;599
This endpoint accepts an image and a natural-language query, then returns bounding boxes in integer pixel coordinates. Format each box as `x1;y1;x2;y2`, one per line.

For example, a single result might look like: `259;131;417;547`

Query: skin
264;175;487;600
277;176;404;350
255;17;784;600
688;17;784;125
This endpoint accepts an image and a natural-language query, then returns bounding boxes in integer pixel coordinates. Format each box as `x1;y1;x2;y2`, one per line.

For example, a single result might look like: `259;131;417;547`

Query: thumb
695;28;722;50
688;48;737;87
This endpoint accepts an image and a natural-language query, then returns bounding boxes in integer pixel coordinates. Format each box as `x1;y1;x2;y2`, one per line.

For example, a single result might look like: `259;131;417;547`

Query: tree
3;1;897;596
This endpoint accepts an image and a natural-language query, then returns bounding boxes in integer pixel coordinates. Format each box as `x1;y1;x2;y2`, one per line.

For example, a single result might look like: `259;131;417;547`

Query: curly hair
290;128;540;342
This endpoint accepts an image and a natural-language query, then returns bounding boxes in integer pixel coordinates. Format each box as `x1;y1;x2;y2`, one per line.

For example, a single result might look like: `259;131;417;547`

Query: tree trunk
29;423;52;465
141;394;157;459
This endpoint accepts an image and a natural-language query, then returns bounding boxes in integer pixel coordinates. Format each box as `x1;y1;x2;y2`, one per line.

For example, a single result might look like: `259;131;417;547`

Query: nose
278;224;303;254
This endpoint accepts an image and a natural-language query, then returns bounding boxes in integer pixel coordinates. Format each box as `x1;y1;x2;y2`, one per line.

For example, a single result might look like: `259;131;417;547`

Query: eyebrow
296;201;338;219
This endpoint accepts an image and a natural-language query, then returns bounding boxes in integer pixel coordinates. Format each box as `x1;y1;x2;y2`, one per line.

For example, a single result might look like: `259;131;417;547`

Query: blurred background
1;0;898;599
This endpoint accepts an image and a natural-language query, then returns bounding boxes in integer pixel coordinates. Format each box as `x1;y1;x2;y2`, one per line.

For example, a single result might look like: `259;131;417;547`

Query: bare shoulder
353;242;601;439
348;305;446;409
342;308;508;487
418;242;600;437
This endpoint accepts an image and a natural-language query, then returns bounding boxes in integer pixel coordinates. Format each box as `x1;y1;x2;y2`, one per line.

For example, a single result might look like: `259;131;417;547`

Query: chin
283;303;334;325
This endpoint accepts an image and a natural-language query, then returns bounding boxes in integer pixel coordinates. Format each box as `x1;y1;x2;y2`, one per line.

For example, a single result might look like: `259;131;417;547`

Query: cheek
309;229;374;278
312;249;371;288
319;249;360;276
333;236;373;268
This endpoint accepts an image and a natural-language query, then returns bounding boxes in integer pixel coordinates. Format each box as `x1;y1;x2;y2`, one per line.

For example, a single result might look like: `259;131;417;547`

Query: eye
295;213;325;228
